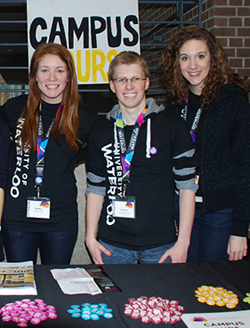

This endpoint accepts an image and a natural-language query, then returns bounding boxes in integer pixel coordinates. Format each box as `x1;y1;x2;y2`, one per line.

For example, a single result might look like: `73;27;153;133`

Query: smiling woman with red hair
0;43;97;265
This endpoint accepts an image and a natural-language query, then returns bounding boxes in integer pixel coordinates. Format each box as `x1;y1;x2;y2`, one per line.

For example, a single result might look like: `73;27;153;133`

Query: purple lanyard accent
116;107;148;184
182;92;203;143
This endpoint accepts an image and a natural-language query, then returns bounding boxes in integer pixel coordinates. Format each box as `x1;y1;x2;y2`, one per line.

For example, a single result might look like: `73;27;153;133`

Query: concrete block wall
71;164;92;265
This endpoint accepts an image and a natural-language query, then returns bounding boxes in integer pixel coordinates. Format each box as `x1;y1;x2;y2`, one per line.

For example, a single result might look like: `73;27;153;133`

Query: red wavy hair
20;43;81;152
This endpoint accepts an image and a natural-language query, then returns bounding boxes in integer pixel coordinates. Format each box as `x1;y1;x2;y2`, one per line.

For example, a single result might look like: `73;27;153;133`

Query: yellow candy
195;285;239;309
229;298;239;305
197;297;207;303
206;299;216;306
213;295;222;301
195;290;203;296
200;285;209;291
226;291;234;295
207;296;214;301
226;302;237;309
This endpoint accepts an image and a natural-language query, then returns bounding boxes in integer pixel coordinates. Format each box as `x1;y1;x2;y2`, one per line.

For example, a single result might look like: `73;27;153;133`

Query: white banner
26;0;140;84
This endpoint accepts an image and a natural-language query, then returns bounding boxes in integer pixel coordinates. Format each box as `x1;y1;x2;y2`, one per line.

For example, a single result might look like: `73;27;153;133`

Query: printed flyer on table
182;310;250;328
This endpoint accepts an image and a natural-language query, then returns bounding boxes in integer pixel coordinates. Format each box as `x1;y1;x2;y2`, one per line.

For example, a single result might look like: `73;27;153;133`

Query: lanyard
35;103;62;196
116;107;148;196
180;92;203;143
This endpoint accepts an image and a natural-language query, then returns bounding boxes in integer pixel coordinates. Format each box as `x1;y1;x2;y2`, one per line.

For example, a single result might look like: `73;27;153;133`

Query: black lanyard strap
35;103;62;194
181;92;203;143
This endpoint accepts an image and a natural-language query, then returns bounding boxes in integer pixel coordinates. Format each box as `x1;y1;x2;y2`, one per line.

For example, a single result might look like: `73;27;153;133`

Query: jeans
2;224;78;265
175;194;232;262
99;240;176;264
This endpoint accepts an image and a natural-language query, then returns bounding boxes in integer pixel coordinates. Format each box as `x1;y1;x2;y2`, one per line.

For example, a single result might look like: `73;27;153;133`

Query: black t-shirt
0;95;97;232
87;109;196;250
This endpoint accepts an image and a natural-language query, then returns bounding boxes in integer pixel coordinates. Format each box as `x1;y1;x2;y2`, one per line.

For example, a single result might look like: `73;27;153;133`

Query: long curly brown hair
20;43;81;152
161;25;249;107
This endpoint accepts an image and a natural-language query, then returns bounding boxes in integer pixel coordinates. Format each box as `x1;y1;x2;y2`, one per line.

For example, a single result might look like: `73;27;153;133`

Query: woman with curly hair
0;43;97;264
161;25;250;262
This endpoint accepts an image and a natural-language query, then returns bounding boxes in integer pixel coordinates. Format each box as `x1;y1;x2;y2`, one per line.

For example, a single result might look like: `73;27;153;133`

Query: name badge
27;197;51;219
112;196;136;219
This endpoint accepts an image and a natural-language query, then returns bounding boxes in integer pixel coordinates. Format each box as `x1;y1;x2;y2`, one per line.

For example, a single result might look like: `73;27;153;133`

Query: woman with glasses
85;51;197;264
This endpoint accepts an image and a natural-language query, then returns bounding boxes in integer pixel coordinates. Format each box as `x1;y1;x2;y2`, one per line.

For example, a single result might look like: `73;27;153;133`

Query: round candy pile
124;296;185;324
195;285;239;308
243;292;250;304
0;298;57;327
67;303;113;321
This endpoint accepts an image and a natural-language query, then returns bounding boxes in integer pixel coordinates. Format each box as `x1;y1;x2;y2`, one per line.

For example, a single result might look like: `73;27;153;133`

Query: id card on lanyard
27;197;51;219
26;103;62;219
112;107;147;219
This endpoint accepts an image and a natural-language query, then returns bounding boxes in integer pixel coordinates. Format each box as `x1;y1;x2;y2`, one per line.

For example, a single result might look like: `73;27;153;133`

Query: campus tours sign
26;0;140;84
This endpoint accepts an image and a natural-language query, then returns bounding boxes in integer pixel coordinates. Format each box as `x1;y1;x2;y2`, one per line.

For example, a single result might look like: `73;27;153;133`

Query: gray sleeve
173;149;198;192
86;172;106;196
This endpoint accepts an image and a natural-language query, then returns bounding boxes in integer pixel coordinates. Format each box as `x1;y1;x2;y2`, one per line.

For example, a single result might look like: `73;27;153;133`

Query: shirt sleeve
0;116;10;190
171;116;198;193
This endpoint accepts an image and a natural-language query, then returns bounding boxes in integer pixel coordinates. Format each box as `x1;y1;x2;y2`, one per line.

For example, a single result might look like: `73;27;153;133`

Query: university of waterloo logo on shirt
101;142;123;226
10;118;31;199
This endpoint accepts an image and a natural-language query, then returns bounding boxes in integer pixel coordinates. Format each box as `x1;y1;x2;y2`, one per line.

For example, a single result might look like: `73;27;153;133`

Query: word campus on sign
27;0;140;84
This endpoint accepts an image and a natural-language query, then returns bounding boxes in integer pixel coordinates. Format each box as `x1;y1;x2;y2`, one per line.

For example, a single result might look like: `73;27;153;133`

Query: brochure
50;266;121;295
86;266;122;293
0;261;37;295
182;310;250;328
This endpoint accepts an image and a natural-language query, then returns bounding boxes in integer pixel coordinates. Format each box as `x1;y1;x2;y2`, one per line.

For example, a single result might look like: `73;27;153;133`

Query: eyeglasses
113;77;147;85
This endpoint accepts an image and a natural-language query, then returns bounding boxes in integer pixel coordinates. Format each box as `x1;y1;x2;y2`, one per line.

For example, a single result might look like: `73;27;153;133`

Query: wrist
85;234;97;244
175;237;190;250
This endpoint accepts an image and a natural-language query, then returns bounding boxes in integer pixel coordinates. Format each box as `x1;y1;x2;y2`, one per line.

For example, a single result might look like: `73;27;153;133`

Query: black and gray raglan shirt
86;98;197;250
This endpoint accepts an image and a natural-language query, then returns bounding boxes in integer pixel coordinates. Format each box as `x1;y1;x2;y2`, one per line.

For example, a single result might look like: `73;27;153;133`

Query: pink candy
0;299;57;327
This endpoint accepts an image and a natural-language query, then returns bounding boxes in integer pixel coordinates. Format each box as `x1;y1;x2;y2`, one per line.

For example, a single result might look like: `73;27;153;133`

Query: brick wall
139;0;250;104
202;0;250;79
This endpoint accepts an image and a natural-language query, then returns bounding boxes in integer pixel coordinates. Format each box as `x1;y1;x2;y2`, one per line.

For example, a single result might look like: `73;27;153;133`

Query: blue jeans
2;224;78;265
99;240;175;264
175;194;232;262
